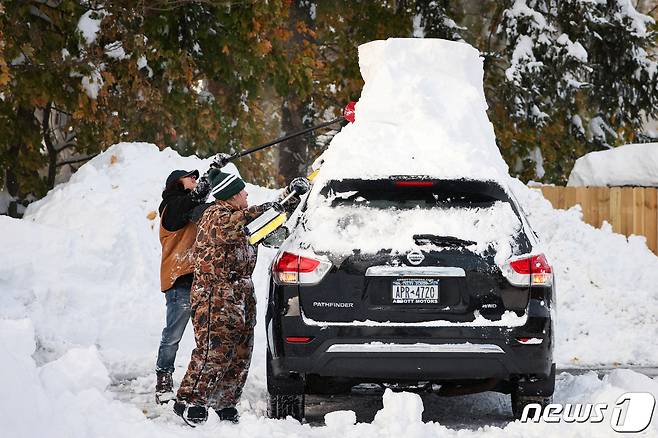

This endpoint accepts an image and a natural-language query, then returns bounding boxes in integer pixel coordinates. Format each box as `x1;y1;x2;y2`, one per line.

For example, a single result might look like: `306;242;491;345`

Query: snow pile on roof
302;201;521;261
568;143;658;187
312;39;509;186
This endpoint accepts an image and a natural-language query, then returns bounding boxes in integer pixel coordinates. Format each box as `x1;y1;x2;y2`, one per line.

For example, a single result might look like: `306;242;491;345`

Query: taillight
394;181;434;187
504;253;553;287
273;251;332;285
286;336;314;344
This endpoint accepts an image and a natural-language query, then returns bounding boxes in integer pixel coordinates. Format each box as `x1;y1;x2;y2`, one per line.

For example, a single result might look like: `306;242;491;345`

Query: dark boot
155;371;174;404
173;400;208;426
215;406;239;423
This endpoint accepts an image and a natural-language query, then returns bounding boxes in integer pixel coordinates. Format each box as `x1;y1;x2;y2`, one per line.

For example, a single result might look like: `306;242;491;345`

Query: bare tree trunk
278;0;316;184
6;107;34;218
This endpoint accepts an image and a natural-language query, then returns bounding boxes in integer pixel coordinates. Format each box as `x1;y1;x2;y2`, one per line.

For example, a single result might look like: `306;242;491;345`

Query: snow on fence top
567;143;658;187
312;38;510;187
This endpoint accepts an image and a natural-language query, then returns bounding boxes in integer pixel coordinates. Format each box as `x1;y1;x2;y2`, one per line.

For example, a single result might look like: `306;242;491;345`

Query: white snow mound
2;141;658;436
568;143;658;187
313;38;509;187
2;142;277;376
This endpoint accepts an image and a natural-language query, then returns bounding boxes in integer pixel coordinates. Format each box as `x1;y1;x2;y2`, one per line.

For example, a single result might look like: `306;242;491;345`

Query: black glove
288;177;310;196
210;153;232;169
261;201;284;212
190;174;211;201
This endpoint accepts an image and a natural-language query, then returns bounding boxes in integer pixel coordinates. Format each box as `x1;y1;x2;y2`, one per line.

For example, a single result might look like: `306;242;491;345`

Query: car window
321;179;507;210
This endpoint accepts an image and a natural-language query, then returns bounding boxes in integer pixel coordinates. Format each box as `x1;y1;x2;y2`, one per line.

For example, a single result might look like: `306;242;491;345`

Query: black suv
264;178;555;421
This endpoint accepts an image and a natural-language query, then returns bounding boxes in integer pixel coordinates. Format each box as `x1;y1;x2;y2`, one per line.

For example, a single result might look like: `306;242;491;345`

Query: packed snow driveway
3;144;658;437
106;366;658;435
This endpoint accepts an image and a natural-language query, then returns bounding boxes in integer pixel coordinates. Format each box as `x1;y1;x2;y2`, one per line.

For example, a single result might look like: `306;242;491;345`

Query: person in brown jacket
173;169;309;425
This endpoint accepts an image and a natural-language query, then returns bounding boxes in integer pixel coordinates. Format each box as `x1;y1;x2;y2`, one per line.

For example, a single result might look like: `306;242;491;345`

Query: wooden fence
538;186;658;254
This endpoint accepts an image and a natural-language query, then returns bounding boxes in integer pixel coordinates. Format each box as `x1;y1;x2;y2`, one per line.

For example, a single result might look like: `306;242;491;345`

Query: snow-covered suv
264;177;555;421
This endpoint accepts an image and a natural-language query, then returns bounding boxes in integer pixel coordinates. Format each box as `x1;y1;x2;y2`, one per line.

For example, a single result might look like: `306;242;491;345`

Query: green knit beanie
208;169;246;200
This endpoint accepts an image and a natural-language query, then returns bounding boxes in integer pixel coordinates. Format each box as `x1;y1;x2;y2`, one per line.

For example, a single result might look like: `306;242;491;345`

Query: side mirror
261;226;290;248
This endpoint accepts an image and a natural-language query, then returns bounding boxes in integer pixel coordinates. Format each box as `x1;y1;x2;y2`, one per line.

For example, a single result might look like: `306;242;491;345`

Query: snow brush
227;101;356;162
246;169;320;245
244;102;355;245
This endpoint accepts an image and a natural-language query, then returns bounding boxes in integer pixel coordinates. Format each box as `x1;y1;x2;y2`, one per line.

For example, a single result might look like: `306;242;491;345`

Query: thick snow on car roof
299;39;518;258
312;38;510;188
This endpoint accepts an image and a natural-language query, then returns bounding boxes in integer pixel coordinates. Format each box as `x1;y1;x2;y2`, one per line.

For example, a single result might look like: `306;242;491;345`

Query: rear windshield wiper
413;234;476;247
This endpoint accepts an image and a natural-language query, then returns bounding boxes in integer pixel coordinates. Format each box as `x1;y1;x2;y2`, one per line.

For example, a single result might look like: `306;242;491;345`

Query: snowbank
2;142;276;376
311;38;509;187
0;319;172;438
511;179;658;366
2;141;658;436
568;143;658;187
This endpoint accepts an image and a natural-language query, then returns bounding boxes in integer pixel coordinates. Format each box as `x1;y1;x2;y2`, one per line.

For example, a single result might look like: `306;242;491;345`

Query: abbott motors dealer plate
392;278;439;304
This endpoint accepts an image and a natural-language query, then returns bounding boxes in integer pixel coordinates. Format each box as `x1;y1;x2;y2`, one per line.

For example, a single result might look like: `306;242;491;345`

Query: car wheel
266;351;305;421
511;392;552;420
267;392;305;421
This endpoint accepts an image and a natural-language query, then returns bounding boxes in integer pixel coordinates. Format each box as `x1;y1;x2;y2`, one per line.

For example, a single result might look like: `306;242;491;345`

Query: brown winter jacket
159;213;197;291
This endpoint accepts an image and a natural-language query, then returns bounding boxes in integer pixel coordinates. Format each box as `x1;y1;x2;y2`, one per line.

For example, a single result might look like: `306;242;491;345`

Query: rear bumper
267;297;554;382
270;336;552;381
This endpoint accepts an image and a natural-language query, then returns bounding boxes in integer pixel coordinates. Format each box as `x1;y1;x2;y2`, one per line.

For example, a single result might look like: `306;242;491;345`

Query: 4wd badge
407;250;424;265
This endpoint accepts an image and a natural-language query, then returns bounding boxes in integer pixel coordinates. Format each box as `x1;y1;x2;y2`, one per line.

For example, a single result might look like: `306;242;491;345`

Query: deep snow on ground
1;142;658;438
568;142;658;187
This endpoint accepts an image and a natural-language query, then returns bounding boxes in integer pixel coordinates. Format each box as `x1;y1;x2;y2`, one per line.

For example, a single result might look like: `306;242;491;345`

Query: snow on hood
568;142;658;187
312;38;510;189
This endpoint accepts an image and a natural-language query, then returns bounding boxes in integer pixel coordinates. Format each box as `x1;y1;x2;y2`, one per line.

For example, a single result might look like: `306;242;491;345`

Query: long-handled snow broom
225;101;355;163
242;102;356;245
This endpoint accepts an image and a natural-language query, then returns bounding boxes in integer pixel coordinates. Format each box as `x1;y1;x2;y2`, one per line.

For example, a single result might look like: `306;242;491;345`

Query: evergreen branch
140;0;249;12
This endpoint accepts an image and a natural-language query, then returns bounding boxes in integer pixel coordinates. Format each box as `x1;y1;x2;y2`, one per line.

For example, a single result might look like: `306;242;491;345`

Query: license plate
391;278;439;304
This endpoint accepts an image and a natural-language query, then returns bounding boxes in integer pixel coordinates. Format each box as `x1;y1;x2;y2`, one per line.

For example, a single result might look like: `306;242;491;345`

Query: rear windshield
320;179;510;210
298;179;529;256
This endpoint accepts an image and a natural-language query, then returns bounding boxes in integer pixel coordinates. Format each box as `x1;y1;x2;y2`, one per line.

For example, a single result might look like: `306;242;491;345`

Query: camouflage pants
176;276;256;410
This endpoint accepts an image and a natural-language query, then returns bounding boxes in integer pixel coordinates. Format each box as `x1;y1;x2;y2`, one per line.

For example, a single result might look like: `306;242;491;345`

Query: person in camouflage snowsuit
174;169;309;425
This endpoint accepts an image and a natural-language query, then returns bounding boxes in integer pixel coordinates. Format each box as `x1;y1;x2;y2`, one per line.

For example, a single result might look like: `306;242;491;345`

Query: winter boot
173;400;208;426
215;406;239;423
155;371;174;404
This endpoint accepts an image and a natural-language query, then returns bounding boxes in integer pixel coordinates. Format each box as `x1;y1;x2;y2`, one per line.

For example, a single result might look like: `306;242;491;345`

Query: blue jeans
155;283;191;373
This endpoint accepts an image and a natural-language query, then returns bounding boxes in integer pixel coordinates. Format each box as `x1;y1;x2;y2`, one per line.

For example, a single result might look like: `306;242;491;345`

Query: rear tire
267;392;305;421
266;350;305;421
511;363;556;419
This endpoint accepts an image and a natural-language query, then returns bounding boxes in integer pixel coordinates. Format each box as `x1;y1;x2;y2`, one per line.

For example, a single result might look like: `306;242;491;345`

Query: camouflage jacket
192;188;301;286
192;201;265;286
